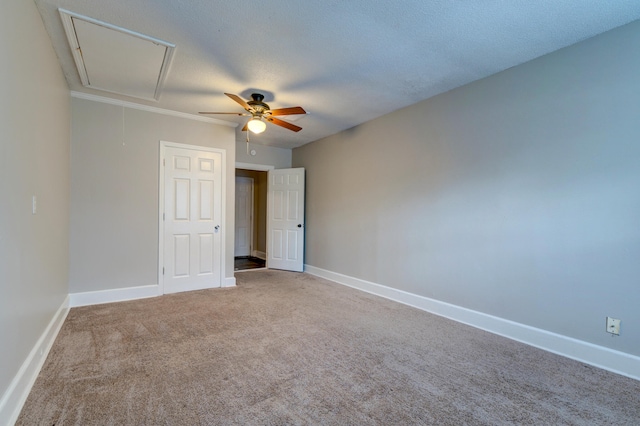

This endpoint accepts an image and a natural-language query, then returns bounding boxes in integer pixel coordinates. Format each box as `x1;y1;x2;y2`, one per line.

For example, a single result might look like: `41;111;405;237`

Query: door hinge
163;212;165;221
163;158;166;166
162;267;165;275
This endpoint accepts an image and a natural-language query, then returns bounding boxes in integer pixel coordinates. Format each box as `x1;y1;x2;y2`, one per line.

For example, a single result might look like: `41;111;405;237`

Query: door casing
236;162;274;261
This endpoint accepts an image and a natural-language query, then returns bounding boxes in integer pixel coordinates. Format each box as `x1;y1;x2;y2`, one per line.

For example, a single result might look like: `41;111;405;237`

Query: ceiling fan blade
266;116;302;132
225;93;252;110
199;112;249;115
241;122;249;132
269;106;306;116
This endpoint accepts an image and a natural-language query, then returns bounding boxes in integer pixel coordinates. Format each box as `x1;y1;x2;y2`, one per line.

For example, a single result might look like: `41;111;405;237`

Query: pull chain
122;105;125;146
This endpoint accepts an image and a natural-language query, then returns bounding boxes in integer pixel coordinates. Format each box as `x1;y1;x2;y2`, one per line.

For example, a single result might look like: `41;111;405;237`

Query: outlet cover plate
606;317;620;335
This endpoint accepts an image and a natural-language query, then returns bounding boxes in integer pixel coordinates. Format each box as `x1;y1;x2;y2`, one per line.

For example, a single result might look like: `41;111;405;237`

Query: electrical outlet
606;317;620;335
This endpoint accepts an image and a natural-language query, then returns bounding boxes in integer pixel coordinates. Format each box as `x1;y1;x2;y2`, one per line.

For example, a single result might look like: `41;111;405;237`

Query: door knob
297;224;303;228
215;225;220;231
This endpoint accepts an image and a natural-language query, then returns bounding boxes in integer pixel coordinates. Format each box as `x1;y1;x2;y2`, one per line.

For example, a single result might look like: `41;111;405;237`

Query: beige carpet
17;270;640;425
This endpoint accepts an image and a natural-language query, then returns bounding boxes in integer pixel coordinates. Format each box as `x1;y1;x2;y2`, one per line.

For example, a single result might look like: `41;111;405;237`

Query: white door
235;176;253;257
267;168;305;272
163;146;222;294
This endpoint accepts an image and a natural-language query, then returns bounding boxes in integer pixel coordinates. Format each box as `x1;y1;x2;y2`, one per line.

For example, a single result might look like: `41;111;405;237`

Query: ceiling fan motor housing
248;93;270;114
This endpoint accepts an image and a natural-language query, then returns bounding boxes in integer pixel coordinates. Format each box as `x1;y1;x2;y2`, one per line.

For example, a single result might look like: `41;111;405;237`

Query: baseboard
304;265;640;381
70;277;238;307
252;250;267;260
0;295;70;425
69;284;160;307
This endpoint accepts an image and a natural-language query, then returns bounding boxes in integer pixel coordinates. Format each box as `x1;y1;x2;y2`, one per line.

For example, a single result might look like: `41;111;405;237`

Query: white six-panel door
234;176;253;257
268;168;305;272
163;146;222;293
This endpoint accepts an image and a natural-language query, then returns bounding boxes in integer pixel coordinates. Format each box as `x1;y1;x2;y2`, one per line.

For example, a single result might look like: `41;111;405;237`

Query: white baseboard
0;295;70;425
70;277;237;307
304;265;640;381
70;284;160;307
252;250;267;260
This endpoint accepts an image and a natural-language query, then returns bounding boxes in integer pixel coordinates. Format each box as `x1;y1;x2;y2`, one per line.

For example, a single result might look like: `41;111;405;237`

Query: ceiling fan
199;93;306;133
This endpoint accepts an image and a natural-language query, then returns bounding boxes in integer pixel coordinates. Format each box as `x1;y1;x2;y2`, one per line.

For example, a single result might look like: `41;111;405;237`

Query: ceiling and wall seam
71;91;238;127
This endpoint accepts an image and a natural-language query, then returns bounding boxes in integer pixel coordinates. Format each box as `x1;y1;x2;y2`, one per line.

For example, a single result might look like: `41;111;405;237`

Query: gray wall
70;98;236;293
236;141;292;169
0;0;70;399
293;21;640;356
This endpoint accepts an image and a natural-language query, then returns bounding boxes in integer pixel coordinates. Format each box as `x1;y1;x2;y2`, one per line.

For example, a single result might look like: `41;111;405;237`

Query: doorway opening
235;168;268;271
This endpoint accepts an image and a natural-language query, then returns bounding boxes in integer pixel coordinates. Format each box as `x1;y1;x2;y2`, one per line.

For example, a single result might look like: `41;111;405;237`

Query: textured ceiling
34;0;640;149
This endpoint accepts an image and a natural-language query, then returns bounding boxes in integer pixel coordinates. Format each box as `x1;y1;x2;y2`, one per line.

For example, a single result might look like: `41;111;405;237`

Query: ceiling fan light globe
247;118;266;134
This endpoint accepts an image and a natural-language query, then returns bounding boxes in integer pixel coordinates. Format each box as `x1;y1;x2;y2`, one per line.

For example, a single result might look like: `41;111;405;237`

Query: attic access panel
59;9;175;102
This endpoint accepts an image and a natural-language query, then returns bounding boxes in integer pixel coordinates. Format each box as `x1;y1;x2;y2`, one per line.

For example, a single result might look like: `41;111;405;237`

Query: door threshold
234;267;268;273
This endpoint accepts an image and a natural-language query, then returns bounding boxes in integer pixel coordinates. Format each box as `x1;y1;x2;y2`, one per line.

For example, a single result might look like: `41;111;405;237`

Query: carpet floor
17;270;640;425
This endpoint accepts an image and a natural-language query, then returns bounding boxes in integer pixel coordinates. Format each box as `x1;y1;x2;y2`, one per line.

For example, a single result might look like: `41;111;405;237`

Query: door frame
159;141;227;294
234;176;254;257
235;162;274;261
236;162;274;172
